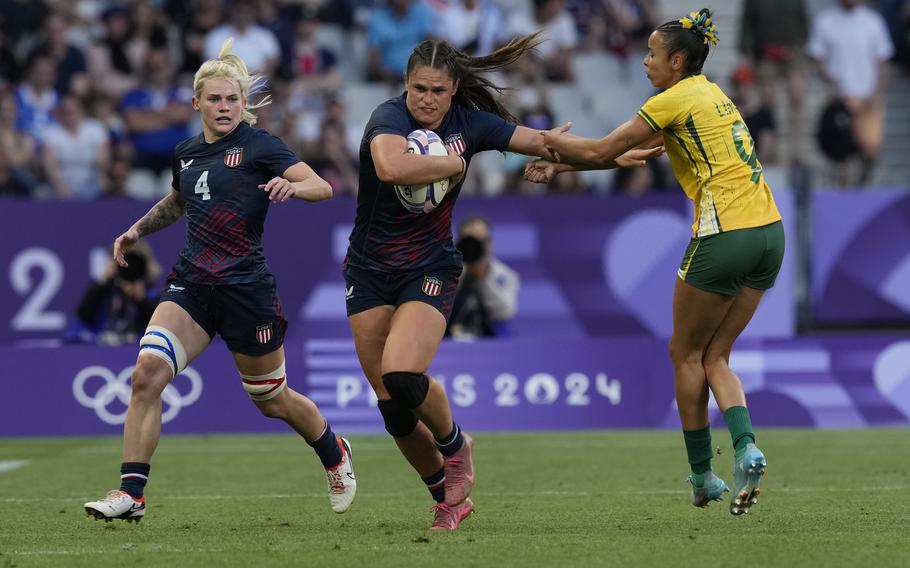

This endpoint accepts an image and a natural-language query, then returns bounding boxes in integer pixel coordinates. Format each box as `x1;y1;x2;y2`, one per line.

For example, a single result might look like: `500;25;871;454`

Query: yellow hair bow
678;10;719;47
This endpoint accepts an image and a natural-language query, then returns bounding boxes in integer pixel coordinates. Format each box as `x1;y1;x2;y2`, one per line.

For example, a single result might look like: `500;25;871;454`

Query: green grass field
1;429;908;567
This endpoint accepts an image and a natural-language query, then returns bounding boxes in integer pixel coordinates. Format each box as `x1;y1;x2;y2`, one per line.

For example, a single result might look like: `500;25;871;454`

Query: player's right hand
113;229;140;267
523;159;559;183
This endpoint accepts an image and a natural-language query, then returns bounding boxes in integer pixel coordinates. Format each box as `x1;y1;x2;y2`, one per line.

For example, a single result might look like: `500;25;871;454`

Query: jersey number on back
194;170;211;201
731;120;762;183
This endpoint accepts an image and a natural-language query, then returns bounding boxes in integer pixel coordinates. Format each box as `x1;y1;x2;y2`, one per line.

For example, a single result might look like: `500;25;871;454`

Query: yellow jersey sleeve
638;88;687;133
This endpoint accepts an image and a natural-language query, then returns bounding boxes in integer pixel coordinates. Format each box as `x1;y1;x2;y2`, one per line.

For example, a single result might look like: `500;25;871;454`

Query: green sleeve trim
637;109;661;132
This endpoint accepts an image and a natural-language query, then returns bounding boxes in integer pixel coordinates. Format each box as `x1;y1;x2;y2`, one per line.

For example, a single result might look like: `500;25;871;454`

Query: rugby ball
394;129;451;214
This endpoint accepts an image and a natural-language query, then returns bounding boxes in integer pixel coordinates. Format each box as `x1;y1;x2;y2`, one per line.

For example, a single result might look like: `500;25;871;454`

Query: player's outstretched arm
542;115;655;168
264;161;333;203
114;189;186;267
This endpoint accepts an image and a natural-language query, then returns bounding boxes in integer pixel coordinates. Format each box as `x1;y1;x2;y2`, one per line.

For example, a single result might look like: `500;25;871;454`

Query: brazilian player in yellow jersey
527;8;781;516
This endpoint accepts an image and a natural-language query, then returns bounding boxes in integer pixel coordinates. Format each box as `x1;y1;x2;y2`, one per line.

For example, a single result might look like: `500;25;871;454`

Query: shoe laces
430;502;456;528
100;490;127;503
326;466;346;494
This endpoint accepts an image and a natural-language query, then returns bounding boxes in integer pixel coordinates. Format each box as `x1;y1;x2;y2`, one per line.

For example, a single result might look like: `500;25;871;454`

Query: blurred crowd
0;0;907;201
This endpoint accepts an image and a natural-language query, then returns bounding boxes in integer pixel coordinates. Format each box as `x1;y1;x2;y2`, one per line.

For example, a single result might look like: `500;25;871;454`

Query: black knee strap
382;371;429;410
377;399;418;437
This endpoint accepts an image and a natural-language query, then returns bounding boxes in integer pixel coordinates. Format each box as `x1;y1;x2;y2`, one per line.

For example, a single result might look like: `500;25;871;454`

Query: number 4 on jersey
194;170;211;201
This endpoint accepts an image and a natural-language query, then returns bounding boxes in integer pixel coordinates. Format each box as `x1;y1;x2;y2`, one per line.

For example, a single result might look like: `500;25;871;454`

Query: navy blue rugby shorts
158;274;288;356
343;262;461;320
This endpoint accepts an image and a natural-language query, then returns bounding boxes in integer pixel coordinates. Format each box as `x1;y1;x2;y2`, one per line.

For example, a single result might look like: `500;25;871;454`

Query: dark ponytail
405;33;543;124
655;8;719;77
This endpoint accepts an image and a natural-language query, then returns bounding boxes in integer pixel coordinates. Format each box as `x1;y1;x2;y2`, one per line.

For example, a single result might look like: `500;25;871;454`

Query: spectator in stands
104;156;133;198
450;216;521;337
0;89;37;176
0;144;30;197
15;54;60;139
366;0;436;83
204;0;281;75
171;0;224;78
504;0;578;82
809;0;895;186
27;10;89;97
0;19;19;86
121;47;194;194
69;245;160;346
129;0;170;55
738;0;808;161
433;0;505;56
291;9;343;95
573;0;659;59
881;0;910;73
87;5;141;100
40;94;111;199
307;120;359;196
729;64;778;166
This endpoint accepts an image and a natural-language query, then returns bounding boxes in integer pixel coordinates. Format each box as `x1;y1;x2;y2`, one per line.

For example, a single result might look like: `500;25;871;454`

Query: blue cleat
688;471;729;508
730;443;766;515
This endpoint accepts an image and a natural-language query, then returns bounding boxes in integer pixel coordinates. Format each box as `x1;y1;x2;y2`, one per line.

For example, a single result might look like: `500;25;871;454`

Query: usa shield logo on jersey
445;134;465;155
224;147;243;167
422;276;443;297
256;323;273;344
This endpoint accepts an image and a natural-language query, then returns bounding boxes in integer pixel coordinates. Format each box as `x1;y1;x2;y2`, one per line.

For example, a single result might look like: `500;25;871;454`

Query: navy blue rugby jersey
347;94;516;272
169;122;300;284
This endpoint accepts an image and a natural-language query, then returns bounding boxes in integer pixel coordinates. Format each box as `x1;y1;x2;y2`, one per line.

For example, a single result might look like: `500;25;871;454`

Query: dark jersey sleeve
468;109;516;153
170;147;181;190
252;131;301;177
364;100;412;143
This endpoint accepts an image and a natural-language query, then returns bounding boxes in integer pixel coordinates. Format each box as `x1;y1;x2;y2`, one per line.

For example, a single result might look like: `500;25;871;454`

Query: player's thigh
382;301;447;374
703;286;764;363
144;300;212;367
233;346;286;376
348;305;395;394
671;277;734;356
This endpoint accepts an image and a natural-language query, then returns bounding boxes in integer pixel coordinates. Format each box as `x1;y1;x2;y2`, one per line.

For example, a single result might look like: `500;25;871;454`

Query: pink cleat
430;498;475;531
443;433;475;506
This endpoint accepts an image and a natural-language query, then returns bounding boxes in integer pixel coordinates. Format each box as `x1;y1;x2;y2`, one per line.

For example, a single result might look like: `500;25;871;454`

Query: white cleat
84;490;145;523
325;437;356;513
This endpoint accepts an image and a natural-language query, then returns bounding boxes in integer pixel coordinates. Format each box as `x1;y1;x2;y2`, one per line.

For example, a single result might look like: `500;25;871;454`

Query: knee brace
241;362;287;401
138;325;187;377
382;371;429;410
377;399;418;437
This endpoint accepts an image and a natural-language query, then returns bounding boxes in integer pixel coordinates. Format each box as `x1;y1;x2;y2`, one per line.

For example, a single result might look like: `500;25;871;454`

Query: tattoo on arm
136;192;186;237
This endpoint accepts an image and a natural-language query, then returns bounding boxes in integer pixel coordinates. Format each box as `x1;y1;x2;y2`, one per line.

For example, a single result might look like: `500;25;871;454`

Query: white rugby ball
394;129;451;214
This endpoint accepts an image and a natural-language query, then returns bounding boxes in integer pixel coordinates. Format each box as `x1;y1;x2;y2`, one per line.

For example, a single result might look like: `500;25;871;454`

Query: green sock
723;406;756;457
683;426;713;477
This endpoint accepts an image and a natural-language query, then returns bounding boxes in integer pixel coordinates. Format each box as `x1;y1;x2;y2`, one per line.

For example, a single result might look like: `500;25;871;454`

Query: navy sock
119;462;150;499
307;421;343;468
435;422;464;458
422;467;446;503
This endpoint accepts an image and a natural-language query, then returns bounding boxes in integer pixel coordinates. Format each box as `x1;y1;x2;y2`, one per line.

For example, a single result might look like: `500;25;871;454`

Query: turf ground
0;429;907;567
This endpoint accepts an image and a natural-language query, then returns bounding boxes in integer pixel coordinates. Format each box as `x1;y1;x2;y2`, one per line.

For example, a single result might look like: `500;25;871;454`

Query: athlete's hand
523;159;560;183
447;147;466;189
113;228;140;267
259;176;297;203
615;145;665;168
540;122;572;162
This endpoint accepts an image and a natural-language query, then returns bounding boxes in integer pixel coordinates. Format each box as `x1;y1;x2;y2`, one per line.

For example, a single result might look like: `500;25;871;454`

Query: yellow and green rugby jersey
638;74;781;237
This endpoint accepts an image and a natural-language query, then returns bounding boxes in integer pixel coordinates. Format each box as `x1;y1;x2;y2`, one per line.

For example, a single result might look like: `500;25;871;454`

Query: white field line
2;486;906;504
0;460;27;473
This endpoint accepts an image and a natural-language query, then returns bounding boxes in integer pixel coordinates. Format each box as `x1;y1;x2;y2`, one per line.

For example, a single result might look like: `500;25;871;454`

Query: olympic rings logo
72;365;203;425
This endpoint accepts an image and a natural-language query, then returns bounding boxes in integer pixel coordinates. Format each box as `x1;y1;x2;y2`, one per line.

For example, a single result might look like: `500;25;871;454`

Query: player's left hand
259;177;297;203
616;145;665;168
